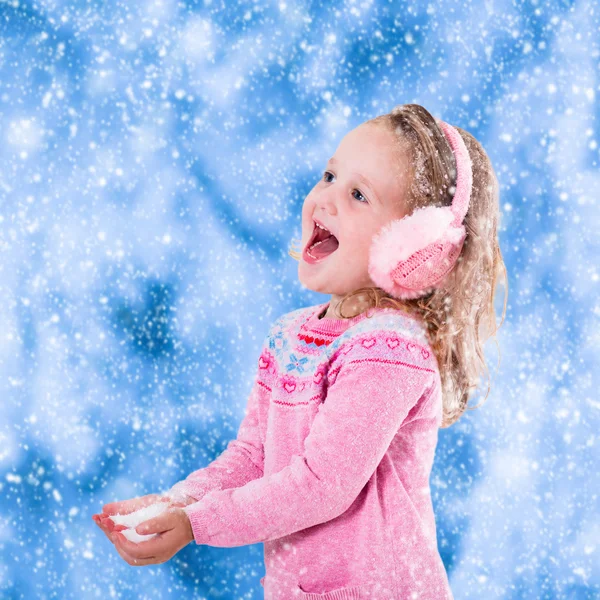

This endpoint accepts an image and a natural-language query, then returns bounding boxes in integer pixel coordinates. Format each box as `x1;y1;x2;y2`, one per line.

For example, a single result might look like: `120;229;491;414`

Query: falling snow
1;0;599;599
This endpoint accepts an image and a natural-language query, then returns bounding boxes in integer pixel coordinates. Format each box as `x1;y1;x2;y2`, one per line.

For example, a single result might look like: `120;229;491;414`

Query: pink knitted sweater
175;302;453;600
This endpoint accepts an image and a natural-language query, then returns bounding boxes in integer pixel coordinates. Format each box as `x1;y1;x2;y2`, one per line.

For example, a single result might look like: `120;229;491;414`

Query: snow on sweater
174;301;453;600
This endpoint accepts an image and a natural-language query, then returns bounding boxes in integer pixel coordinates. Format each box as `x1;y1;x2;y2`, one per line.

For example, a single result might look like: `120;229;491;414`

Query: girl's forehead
334;125;410;209
340;124;407;173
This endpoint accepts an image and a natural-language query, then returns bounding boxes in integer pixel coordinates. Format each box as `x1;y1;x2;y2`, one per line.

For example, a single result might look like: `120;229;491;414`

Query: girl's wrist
182;509;195;544
163;482;197;507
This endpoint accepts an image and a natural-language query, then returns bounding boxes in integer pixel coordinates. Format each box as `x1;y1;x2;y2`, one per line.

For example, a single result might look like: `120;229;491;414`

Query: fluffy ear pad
368;205;466;300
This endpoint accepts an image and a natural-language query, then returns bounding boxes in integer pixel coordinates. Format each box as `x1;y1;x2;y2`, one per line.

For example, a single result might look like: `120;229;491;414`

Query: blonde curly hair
289;103;508;429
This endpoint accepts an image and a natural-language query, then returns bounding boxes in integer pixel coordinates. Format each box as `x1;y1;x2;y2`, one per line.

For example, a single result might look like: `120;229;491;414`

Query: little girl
93;103;506;599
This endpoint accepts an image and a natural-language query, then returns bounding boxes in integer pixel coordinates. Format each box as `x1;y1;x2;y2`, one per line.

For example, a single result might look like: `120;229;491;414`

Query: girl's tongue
307;223;340;259
310;234;339;258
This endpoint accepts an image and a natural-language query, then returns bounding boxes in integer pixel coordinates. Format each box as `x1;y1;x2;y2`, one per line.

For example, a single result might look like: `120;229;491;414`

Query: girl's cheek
345;227;370;252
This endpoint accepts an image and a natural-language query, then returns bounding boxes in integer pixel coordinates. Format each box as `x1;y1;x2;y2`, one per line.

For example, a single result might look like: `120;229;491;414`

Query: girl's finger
103;494;168;516
134;510;176;536
99;514;127;533
94;519;113;541
112;530;170;560
102;501;131;515
112;536;158;567
94;515;115;536
100;514;116;532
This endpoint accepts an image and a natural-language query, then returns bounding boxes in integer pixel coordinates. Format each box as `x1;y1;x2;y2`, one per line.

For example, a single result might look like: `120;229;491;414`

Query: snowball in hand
109;502;169;543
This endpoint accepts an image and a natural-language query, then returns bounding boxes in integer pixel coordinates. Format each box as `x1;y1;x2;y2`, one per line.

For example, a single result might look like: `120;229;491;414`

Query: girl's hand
92;493;170;543
110;506;195;566
91;492;195;546
92;485;196;544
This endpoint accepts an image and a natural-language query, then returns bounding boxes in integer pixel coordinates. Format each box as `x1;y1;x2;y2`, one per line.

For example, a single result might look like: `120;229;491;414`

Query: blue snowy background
1;0;599;598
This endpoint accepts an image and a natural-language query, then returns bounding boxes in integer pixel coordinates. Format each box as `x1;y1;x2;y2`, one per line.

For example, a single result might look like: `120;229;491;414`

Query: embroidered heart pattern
258;354;270;370
283;380;296;394
386;338;399;349
406;341;430;360
299;333;331;347
361;337;376;349
314;370;324;385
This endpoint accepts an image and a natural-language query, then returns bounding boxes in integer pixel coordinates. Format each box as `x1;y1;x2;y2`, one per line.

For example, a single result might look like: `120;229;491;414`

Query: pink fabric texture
176;302;454;599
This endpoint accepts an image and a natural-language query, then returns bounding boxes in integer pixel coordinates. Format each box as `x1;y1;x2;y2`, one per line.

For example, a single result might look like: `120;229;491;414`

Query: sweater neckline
302;302;375;338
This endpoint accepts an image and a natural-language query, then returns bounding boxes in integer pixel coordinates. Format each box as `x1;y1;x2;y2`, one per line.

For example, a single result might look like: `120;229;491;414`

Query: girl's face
298;123;410;298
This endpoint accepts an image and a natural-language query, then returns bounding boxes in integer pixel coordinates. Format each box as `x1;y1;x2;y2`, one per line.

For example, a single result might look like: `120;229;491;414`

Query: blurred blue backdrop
1;0;599;598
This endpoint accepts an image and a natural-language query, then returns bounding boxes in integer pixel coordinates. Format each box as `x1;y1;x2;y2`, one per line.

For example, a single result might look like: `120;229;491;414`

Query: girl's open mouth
303;221;340;264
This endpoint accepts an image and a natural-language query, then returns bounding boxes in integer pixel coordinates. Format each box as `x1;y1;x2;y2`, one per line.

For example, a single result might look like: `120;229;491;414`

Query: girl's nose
316;192;338;215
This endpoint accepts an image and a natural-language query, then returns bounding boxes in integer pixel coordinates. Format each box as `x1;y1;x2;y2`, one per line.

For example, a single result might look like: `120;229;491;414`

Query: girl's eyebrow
326;157;381;205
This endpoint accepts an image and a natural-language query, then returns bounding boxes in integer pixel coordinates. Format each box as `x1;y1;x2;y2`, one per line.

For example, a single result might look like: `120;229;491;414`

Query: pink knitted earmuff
368;119;473;300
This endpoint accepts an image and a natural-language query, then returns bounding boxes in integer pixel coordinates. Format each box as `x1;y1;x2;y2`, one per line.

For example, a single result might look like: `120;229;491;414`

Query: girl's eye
322;171;368;204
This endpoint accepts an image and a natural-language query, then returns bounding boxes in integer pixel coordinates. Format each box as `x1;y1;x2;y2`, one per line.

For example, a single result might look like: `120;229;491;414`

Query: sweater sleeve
183;331;436;547
167;335;271;504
